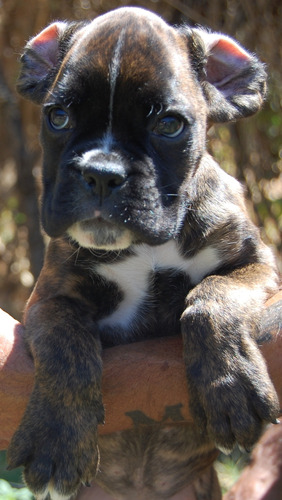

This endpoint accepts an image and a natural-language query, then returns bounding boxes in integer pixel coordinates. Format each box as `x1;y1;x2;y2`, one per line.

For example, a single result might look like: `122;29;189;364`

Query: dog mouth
67;216;134;250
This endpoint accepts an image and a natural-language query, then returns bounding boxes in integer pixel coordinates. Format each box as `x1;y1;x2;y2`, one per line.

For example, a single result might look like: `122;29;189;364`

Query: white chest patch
97;241;221;329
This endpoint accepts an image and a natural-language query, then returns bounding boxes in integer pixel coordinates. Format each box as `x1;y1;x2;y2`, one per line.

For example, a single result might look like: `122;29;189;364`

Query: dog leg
181;264;280;452
7;297;104;499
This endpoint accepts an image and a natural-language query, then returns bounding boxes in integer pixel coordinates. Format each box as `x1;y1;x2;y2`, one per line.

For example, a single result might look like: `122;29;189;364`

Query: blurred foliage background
0;0;281;320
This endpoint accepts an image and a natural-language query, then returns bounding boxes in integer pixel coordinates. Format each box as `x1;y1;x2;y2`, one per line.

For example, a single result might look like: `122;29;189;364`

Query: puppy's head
18;7;266;250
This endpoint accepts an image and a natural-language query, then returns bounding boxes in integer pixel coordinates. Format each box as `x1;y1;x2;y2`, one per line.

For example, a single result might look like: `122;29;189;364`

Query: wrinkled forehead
60;8;191;100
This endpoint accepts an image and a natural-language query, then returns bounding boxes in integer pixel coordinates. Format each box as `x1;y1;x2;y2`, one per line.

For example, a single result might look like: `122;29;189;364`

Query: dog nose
83;164;127;200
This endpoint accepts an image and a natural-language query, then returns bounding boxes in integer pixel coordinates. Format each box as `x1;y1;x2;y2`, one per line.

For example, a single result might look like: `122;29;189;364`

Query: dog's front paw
7;391;104;499
186;350;279;453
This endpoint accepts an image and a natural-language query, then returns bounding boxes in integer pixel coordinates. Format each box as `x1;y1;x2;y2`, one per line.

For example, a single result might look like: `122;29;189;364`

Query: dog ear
185;28;267;122
17;21;82;103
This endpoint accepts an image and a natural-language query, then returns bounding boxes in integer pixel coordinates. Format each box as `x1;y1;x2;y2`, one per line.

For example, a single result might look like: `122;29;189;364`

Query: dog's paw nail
216;444;234;455
238;444;251;454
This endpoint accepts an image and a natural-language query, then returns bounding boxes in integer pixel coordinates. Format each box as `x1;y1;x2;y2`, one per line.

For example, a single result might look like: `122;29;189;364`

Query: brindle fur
96;425;221;499
7;7;279;499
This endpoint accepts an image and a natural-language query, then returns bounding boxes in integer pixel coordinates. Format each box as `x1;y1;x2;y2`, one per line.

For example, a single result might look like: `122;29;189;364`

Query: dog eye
153;116;185;138
48;107;70;131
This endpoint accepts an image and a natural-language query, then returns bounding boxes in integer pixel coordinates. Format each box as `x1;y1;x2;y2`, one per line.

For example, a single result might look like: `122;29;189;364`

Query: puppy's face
38;10;207;249
19;8;266;250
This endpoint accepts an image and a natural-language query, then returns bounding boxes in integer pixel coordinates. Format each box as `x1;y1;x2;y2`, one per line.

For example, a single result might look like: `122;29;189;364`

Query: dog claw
272;418;280;425
238;444;251;454
216;444;234;455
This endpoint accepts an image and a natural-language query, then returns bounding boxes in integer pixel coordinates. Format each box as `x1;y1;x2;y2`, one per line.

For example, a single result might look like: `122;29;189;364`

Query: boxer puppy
8;7;279;499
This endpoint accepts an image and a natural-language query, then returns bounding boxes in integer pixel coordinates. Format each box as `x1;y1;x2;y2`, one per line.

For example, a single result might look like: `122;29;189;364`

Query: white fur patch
108;30;125;133
98;241;221;329
78;131;116;164
48;492;72;500
67;221;133;250
183;246;221;284
36;486;73;500
36;487;49;500
98;246;152;329
99;132;115;155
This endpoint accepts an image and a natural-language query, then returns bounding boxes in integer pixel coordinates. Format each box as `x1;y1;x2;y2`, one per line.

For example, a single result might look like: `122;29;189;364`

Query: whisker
74;247;81;266
63;246;81;264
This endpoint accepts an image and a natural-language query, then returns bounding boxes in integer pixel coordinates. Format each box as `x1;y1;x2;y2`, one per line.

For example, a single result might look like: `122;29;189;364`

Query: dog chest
96;240;221;339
